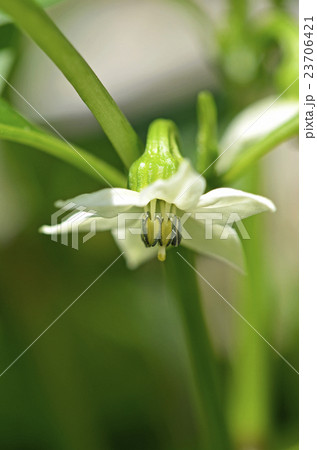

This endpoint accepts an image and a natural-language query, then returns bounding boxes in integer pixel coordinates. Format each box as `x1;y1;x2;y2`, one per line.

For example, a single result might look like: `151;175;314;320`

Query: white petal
192;188;276;224
139;159;206;210
216;97;299;175
40;211;117;234
55;188;143;218
181;218;245;272
53;160;205;219
112;225;157;270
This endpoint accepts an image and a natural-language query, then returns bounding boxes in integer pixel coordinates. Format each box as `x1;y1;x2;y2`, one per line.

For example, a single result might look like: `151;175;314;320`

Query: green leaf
0;0;142;169
0;98;127;187
0;0;63;25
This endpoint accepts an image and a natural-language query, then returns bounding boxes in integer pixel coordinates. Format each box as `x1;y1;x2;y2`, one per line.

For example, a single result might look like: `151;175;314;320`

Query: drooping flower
40;119;275;270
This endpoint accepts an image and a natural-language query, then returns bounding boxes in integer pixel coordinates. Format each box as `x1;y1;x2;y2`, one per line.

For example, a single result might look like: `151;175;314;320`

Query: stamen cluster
141;200;182;261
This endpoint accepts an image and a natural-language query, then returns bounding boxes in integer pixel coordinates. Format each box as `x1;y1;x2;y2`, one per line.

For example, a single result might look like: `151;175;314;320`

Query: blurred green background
0;0;298;449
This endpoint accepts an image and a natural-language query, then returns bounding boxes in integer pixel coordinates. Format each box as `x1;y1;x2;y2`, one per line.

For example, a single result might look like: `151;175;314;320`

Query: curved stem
0;0;142;168
165;249;232;450
221;114;298;184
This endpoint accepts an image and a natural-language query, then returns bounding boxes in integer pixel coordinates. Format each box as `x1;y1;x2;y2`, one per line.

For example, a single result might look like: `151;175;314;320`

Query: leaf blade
0;98;127;187
0;0;142;168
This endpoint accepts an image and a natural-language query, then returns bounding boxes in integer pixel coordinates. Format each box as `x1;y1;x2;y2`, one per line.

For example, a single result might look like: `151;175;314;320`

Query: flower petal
53;160;205;218
181;218;245;272
192;188;276;224
139;159;206;210
40;211;117;234
111;224;157;270
55;188;143;218
216;97;299;175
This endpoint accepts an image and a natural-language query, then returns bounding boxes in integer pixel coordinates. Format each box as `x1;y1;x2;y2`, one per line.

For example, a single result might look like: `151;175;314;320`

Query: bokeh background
0;0;298;449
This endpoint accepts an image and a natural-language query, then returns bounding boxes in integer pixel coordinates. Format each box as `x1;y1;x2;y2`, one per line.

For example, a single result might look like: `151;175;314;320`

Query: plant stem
0;123;127;187
196;90;218;174
165;249;232;450
0;0;142;169
221;114;298;184
227;168;272;448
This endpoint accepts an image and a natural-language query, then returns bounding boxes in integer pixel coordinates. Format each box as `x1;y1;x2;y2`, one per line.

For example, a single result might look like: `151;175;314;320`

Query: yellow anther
141;212;161;247
141;201;182;259
160;218;173;247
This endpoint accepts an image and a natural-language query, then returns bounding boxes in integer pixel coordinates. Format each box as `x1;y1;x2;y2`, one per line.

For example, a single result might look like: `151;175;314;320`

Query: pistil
157;246;166;262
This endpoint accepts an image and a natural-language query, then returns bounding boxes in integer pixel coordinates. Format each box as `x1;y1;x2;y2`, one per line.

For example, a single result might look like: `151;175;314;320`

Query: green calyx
128;119;183;192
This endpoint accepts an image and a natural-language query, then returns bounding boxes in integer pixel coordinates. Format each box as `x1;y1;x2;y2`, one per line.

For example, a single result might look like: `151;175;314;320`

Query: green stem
221;114;298;184
0;123;127;187
228;168;272;449
0;0;142;168
196;90;218;174
165;249;232;450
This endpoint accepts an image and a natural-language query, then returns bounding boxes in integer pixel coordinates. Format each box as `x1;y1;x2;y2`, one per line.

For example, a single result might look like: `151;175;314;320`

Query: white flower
40;160;275;270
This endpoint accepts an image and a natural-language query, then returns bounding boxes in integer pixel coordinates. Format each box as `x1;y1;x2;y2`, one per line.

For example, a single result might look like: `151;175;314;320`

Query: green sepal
128;119;183;192
196;90;218;174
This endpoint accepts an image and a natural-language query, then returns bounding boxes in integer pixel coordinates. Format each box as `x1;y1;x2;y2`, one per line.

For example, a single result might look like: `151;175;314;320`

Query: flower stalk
165;248;232;450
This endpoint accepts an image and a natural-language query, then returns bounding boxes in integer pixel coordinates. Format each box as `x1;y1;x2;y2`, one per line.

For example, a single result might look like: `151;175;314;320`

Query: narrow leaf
0;98;127;187
0;0;142;168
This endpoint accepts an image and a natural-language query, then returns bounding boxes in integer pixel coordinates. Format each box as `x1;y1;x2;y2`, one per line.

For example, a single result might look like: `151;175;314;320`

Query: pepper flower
40;120;275;270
